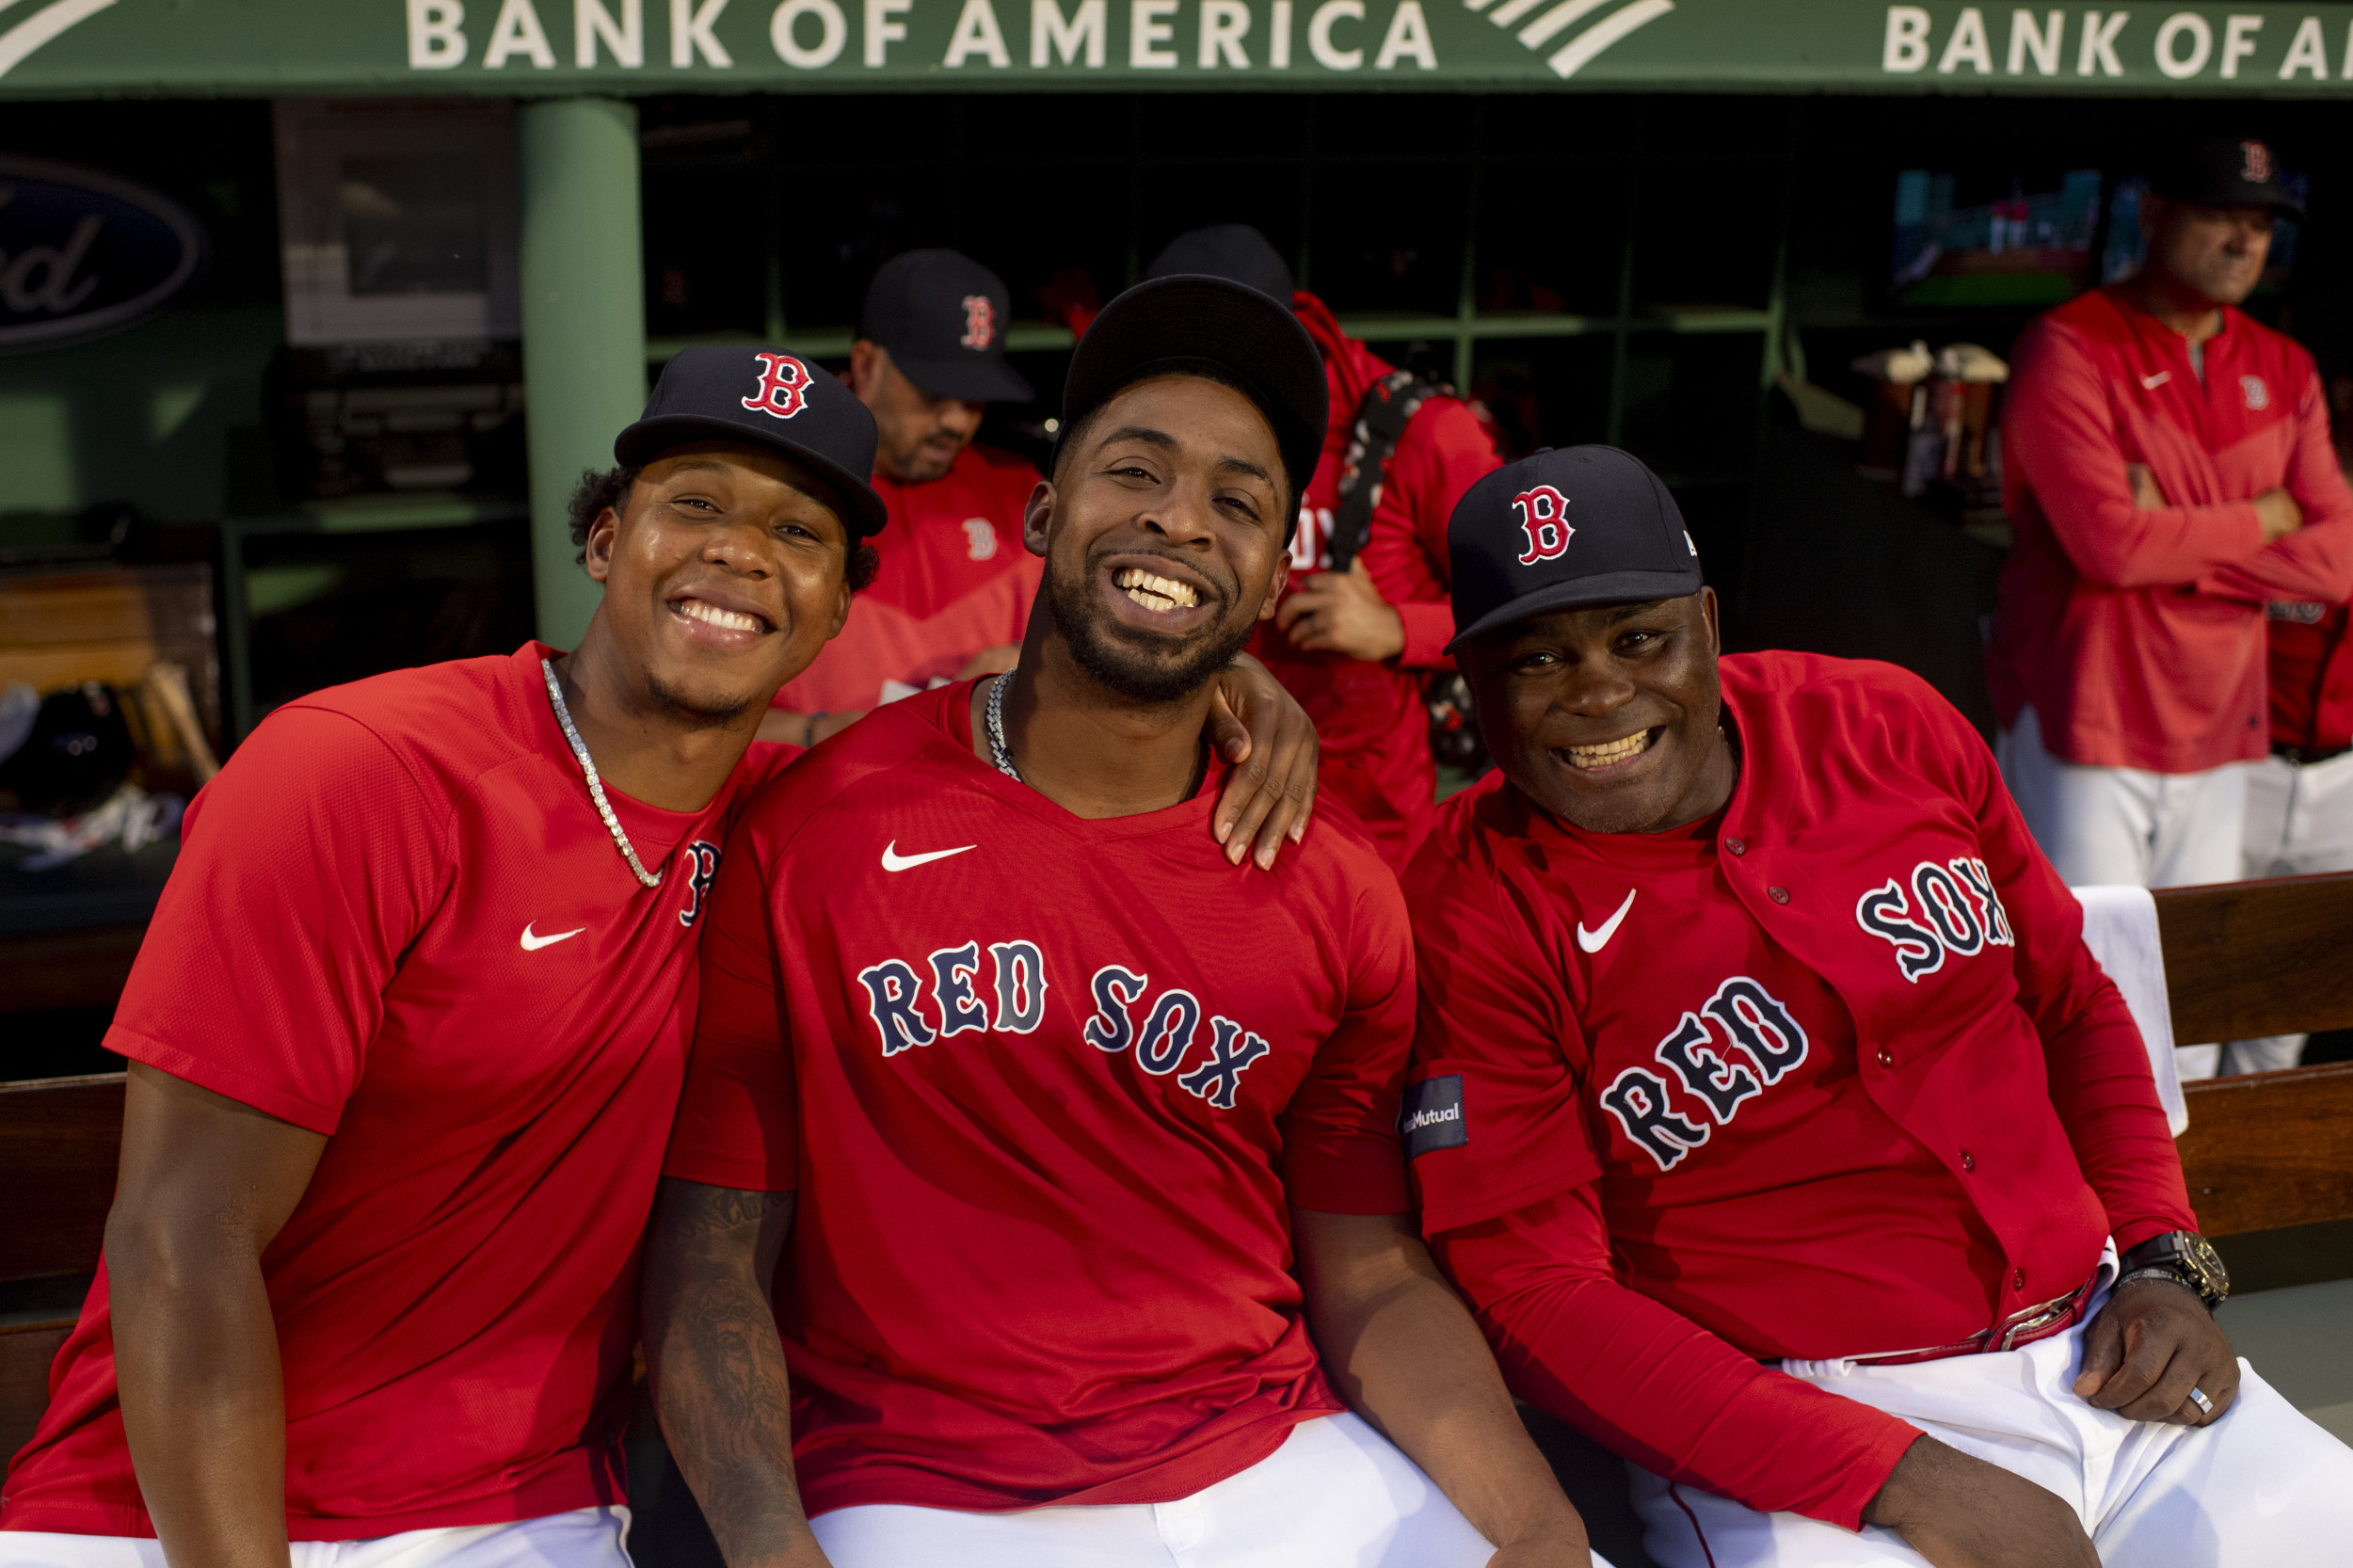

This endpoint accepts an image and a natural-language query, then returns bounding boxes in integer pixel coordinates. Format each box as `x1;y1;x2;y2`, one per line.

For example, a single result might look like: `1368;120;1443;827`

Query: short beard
1044;553;1256;706
645;670;759;726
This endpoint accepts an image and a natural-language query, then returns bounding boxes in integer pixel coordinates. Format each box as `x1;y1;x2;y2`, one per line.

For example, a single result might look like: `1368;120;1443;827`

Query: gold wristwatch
2117;1230;2230;1311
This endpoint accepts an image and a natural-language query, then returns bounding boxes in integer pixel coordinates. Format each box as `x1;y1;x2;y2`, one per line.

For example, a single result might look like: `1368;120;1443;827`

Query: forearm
108;1224;291;1568
1316;1266;1585;1549
642;1183;824;1568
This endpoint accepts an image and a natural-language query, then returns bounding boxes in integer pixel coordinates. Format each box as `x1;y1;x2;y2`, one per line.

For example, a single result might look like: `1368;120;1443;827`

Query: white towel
2072;885;2189;1136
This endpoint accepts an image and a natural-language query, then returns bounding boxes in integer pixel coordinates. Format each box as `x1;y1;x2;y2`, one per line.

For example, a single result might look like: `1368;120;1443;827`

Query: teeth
1115;568;1199;612
1566;730;1654;769
679;599;763;632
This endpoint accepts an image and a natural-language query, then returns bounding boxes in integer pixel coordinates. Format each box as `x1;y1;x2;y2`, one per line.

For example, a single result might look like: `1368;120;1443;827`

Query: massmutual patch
1400;1074;1468;1160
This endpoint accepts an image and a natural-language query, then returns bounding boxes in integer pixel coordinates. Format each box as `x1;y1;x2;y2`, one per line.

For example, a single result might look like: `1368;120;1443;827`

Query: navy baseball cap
1144;224;1296;305
616;344;889;537
1060;274;1327;507
1446;446;1703;650
2153;135;2304;220
859;248;1035;404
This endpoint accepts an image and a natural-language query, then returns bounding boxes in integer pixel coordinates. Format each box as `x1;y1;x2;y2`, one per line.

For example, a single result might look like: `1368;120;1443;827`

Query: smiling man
1401;444;2353;1568
0;344;1321;1568
641;276;1599;1568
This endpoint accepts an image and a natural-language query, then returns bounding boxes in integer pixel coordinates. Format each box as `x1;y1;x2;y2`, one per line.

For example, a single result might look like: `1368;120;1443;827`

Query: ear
1698;585;1721;655
847;340;885;404
583;504;623;584
824;570;854;640
1022;479;1055;558
2138;193;2167;243
1258;552;1290;621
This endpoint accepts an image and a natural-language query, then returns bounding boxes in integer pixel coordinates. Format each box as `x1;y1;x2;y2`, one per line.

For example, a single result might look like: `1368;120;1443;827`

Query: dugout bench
5;870;2352;1555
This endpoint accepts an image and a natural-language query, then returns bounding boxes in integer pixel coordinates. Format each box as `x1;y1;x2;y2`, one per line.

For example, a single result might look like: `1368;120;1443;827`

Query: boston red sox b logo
960;294;997;350
677;840;721;928
2242;139;2274;184
741;352;812;420
1513;485;1574;566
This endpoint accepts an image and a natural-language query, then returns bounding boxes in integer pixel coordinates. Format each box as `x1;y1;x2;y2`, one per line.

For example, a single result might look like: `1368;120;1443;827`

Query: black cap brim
1446;568;1705;652
889;351;1036;405
1062;275;1328;503
615;415;889;537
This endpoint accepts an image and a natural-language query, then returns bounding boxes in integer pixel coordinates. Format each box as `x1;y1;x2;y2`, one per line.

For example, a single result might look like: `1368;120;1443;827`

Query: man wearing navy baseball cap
1402;446;2353;1567
0;341;1323;1568
765;248;1055;750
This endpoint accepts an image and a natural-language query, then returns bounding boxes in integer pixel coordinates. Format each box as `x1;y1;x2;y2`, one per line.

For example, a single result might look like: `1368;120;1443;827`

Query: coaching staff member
764;249;1046;748
645;277;1599;1567
0;350;1316;1564
1403;445;2353;1567
1989;135;2353;896
1147;224;1501;870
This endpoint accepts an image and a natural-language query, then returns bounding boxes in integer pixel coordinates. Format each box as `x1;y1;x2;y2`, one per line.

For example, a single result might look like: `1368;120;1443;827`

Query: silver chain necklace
984;669;1023;782
540;657;664;888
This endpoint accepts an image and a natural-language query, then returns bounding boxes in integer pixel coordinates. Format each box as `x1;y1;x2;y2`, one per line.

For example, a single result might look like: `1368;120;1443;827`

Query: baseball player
1402;444;2353;1567
1146;224;1502;871
764;249;1047;750
1989;135;2353;903
0;348;1321;1567
643;277;1601;1567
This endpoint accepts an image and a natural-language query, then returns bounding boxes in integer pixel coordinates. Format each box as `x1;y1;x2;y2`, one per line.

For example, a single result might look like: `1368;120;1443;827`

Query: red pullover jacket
1249;294;1501;870
1989;287;2353;772
2269;602;2352;755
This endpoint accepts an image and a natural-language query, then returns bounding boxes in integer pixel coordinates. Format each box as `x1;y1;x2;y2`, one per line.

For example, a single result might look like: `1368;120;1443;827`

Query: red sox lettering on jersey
1514;485;1573;566
1855;856;2015;982
742;351;813;420
855;941;1273;1110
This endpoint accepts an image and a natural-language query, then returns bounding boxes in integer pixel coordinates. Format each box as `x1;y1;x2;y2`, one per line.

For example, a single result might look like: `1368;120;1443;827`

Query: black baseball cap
1060;274;1328;507
2153;136;2304;221
616;344;888;537
1144;224;1296;305
1447;445;1702;650
858;248;1034;404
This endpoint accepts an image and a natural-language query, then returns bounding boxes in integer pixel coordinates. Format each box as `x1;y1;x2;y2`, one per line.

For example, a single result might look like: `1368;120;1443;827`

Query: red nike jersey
1990;287;2353;771
773;443;1043;715
3;644;792;1540
1405;652;2196;1528
664;681;1414;1517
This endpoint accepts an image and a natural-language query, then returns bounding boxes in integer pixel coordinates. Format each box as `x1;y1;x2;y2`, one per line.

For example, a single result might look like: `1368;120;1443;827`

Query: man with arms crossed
645;276;1598;1567
0;349;1317;1567
1989;135;2353;921
1404;445;2353;1567
764;249;1045;748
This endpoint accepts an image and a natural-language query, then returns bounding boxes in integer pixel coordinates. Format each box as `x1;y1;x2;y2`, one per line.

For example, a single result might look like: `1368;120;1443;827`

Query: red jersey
3;644;792;1540
2268;600;2353;753
664;681;1414;1517
1247;294;1500;870
774;442;1043;714
1990;287;2353;771
1404;652;2194;1529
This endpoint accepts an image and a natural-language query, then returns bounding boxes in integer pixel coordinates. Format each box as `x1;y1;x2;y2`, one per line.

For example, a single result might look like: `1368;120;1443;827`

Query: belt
1833;1272;2101;1368
2274;741;2351;766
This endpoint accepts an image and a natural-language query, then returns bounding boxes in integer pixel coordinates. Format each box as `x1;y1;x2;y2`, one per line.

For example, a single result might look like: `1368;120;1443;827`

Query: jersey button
1877;1048;1895;1068
1768;886;1790;904
1725;837;1747;856
2012;1268;2026;1291
1961;1151;1976;1172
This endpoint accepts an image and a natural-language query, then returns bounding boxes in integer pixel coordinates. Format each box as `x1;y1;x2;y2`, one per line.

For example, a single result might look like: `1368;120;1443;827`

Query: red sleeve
664;816;799;1193
1364;397;1498;670
2195;363;2353;604
1279;867;1416;1214
101;708;447;1136
1434;1189;1923;1530
2005;318;2267;588
1945;702;2198;1250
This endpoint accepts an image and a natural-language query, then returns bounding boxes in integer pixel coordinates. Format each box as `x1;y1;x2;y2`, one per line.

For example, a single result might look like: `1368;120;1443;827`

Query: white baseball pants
2220;749;2353;1074
1629;1288;2353;1568
0;1507;630;1568
810;1411;1614;1567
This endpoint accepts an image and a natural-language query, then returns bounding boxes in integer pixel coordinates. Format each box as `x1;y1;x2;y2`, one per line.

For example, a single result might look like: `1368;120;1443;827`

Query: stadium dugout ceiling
6;1;2353;95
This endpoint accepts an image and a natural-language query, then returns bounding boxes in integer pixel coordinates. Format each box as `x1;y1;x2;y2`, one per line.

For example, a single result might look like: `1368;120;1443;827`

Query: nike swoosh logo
881;840;976;872
1576;889;1638;953
2141;372;2171;390
520;922;586;952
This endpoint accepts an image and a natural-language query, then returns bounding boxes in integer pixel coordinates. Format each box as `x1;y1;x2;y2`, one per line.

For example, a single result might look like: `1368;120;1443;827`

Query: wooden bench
4;872;2351;1473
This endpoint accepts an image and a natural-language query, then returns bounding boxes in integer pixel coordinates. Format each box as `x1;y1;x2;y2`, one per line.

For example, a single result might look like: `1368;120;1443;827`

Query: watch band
2116;1265;2202;1297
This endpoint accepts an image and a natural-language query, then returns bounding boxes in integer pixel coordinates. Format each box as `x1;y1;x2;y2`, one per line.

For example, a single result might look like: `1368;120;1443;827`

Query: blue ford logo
0;156;206;355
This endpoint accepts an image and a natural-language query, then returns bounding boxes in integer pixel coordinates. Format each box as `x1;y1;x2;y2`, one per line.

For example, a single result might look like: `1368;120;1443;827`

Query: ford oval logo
0;155;206;355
